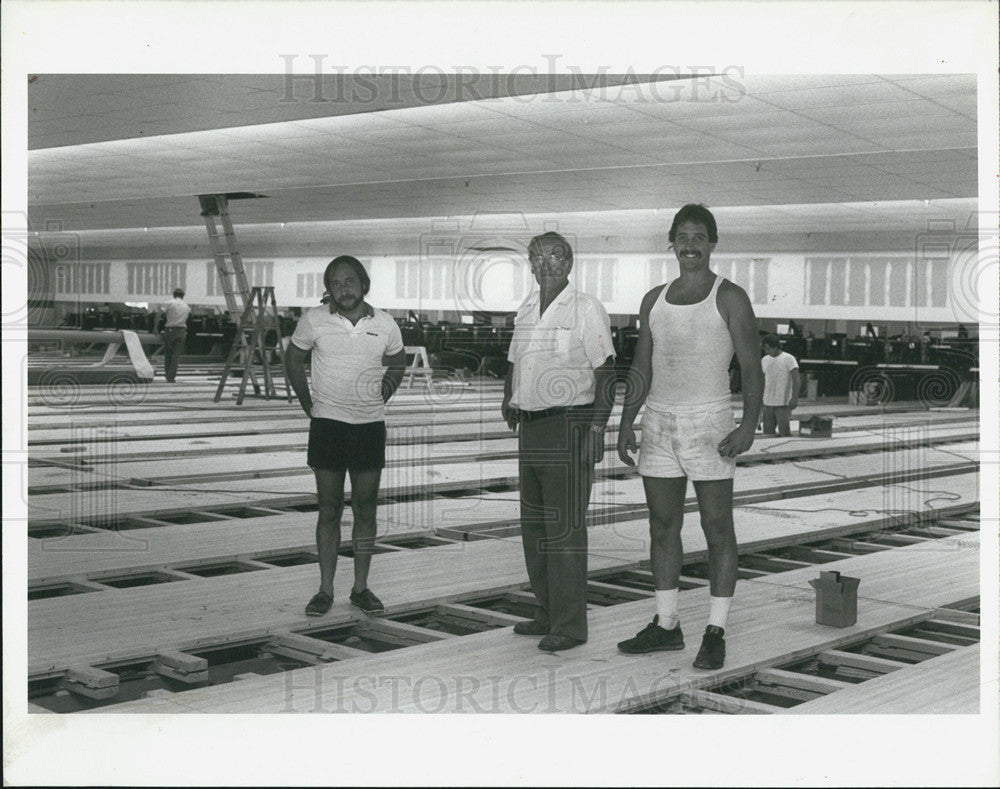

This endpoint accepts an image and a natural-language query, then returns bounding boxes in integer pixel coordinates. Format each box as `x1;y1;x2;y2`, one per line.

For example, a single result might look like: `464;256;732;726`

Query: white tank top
646;275;734;411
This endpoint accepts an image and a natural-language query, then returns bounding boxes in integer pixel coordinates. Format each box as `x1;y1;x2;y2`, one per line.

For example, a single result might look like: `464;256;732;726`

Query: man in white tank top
615;204;763;670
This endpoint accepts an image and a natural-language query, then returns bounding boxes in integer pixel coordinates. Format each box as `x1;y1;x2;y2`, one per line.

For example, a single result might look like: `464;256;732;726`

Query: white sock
707;596;732;630
655;588;679;629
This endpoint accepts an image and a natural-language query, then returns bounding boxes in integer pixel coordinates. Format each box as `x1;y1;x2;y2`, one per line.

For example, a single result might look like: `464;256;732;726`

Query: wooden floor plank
28;392;975;458
28;480;978;677
88;533;980;714
28;408;977;466
27;426;979;493
28;457;978;583
785;646;980;714
27;428;978;524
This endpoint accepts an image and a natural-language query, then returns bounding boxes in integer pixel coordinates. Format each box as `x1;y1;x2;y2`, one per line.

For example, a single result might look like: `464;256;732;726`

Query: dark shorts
308;418;386;472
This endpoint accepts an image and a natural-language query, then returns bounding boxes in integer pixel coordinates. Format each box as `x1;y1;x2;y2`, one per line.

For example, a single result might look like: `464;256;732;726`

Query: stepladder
403;345;434;388
214;286;292;404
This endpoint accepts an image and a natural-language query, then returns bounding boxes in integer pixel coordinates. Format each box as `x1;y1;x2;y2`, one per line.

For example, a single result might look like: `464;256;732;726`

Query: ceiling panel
24;73;978;254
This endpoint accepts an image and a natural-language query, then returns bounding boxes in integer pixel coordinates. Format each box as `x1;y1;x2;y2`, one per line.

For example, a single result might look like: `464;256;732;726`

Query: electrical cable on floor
752;431;975;508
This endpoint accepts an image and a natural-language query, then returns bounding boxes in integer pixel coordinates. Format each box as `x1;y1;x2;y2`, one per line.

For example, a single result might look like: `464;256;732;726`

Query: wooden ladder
199;194;252;319
214;286;292;404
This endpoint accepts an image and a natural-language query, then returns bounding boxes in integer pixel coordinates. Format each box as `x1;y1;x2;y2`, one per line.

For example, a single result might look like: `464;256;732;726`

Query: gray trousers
517;406;594;641
762;405;792;436
163;327;187;382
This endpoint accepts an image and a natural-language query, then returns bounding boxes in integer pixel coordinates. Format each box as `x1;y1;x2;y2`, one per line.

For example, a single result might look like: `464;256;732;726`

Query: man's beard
334;294;360;311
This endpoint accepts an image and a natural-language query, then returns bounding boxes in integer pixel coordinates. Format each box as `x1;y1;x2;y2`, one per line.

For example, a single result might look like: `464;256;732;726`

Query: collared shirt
164;298;191;328
507;284;615;411
290;303;404;423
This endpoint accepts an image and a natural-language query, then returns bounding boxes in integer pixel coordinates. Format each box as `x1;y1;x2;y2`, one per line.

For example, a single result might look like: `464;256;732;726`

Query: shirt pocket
554;327;574;355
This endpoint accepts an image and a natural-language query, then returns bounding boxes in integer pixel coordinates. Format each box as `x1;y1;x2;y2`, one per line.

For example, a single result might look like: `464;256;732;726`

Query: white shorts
637;405;737;480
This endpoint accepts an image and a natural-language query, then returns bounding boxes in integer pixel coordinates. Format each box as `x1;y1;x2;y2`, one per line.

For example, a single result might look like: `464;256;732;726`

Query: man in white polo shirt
285;256;407;617
502;232;616;652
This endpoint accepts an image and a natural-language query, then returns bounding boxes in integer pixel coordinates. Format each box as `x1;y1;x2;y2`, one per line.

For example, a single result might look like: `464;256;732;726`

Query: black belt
517;404;592;422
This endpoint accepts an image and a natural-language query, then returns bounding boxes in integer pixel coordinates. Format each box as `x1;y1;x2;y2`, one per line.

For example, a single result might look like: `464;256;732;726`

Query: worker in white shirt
760;334;800;437
161;288;191;383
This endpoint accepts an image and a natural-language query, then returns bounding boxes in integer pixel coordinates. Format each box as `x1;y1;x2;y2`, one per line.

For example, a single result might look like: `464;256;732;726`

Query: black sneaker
693;625;726;669
617;615;684;653
305;591;333;617
350;587;385;614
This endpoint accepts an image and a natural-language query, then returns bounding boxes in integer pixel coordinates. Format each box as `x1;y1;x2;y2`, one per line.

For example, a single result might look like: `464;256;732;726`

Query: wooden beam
188;509;235;521
773;546;856;563
620;569;655;584
267;632;368;663
358;618;452;644
65;577;115;592
824;539;889;554
910;525;970;538
503;590;541;606
586;579;654;600
683;690;779;715
437;603;529;627
917;619;980;640
935;518;980;531
64;666;119;699
123;516;179;528
233;558;279;571
154;651;209;684
865;533;930;547
371;542;409;552
818;649;907;675
871;633;958;657
787;646;980;715
155;568;205;582
740;555;815;573
754;668;853;696
928;607;980;626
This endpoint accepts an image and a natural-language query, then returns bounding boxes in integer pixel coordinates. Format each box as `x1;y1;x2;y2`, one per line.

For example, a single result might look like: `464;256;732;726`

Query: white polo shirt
507;284;615;411
290;303;404;424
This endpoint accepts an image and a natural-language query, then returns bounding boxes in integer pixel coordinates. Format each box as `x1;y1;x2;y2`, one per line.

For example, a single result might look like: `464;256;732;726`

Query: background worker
161;288;191;383
760;333;800;437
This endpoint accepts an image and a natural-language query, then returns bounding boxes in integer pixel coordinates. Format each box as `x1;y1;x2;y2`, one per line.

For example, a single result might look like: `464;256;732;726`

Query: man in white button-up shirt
285;256;408;618
502;232;616;651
